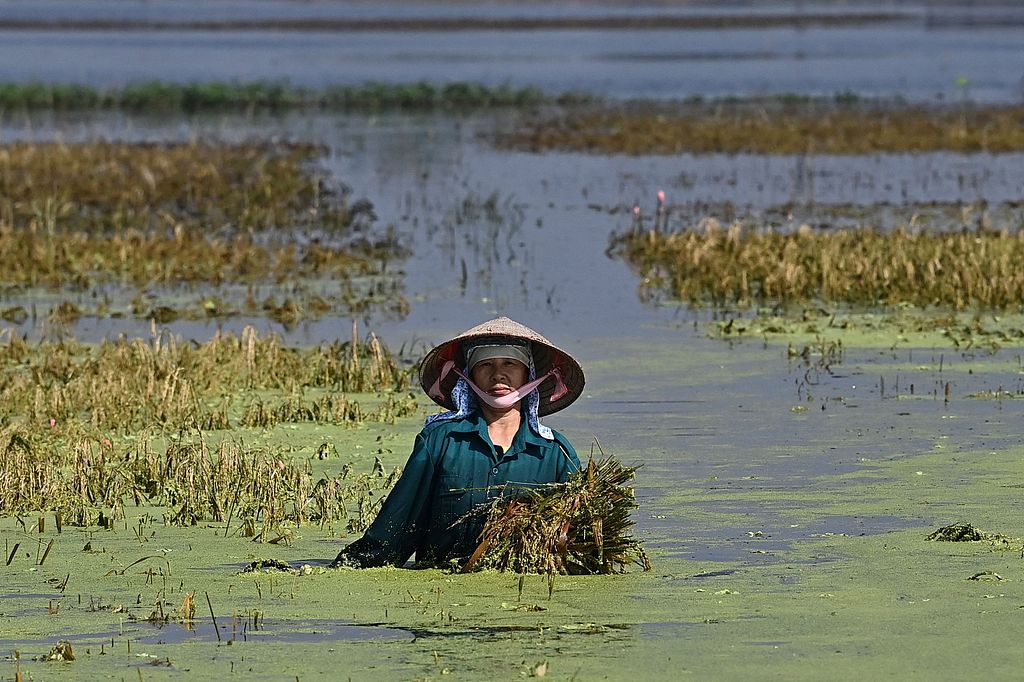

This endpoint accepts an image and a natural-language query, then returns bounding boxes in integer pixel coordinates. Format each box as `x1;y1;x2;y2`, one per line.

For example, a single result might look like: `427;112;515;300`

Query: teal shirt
334;412;581;568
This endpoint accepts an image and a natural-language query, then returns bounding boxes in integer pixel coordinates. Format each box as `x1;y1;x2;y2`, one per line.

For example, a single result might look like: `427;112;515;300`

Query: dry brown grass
0;140;350;234
0;141;406;323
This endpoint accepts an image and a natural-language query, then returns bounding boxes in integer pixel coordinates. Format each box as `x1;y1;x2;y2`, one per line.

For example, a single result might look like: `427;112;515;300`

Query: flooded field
3;2;1024;680
3;101;1023;679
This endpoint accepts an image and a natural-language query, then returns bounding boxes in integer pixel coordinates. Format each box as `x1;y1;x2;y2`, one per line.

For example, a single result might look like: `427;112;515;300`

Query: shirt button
491;467;499;475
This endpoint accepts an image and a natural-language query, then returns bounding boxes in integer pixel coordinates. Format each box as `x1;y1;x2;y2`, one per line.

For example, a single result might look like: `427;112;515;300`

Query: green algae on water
5;337;1024;680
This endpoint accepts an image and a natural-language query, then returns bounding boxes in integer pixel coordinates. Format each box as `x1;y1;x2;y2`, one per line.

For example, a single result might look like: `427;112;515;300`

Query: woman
332;316;585;569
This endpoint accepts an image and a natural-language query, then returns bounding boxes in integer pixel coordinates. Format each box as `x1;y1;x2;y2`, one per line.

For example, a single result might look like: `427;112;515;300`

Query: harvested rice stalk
462;455;651;575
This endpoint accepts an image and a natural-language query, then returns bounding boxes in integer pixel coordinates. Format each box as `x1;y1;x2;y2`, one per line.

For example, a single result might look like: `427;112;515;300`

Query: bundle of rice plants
462;452;651;575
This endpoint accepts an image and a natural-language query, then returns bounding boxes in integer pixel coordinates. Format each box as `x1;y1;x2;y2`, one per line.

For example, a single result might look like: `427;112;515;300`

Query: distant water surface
0;1;1021;101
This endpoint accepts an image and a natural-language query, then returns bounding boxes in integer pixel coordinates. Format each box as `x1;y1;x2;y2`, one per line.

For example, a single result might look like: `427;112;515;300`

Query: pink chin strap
428;359;568;410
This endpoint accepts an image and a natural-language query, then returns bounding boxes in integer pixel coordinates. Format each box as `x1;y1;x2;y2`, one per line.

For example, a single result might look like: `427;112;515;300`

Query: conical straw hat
419;316;585;416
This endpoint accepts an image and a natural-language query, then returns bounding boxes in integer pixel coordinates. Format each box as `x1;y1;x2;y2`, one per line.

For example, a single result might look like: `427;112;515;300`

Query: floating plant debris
462;454;651;575
610;221;1024;310
242;558;295;573
37;640;75;662
709;307;1024;353
925;523;1023;553
926;523;992;542
499;100;1024;154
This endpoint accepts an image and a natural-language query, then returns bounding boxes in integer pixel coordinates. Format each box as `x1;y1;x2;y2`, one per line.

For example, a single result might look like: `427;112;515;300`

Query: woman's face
470;358;528;397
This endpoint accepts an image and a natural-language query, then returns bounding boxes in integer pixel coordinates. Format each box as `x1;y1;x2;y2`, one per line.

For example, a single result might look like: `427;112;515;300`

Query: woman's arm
332;431;437;568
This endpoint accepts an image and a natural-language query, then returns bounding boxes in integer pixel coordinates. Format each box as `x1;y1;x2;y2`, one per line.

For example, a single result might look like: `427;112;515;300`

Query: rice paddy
0;324;415;433
0;431;401;536
0;137;420;542
0;321;416;535
610;219;1024;311
0;140;407;325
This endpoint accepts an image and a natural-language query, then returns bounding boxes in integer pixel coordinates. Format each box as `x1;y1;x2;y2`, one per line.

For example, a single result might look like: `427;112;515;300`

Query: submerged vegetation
610;220;1024;311
11;80;1024;160
0;140;407;324
0;323;414;534
0;141;364;235
0;80;594;113
463;453;650;576
500;100;1024;154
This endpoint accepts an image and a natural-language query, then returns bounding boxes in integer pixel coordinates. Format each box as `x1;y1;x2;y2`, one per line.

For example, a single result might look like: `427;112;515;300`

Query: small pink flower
632;205;641;216
103;438;113;449
49;418;56;429
657;190;666;204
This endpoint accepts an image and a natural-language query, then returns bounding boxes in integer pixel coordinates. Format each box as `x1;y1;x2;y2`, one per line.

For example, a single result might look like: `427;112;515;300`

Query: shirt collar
450;411;547;457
